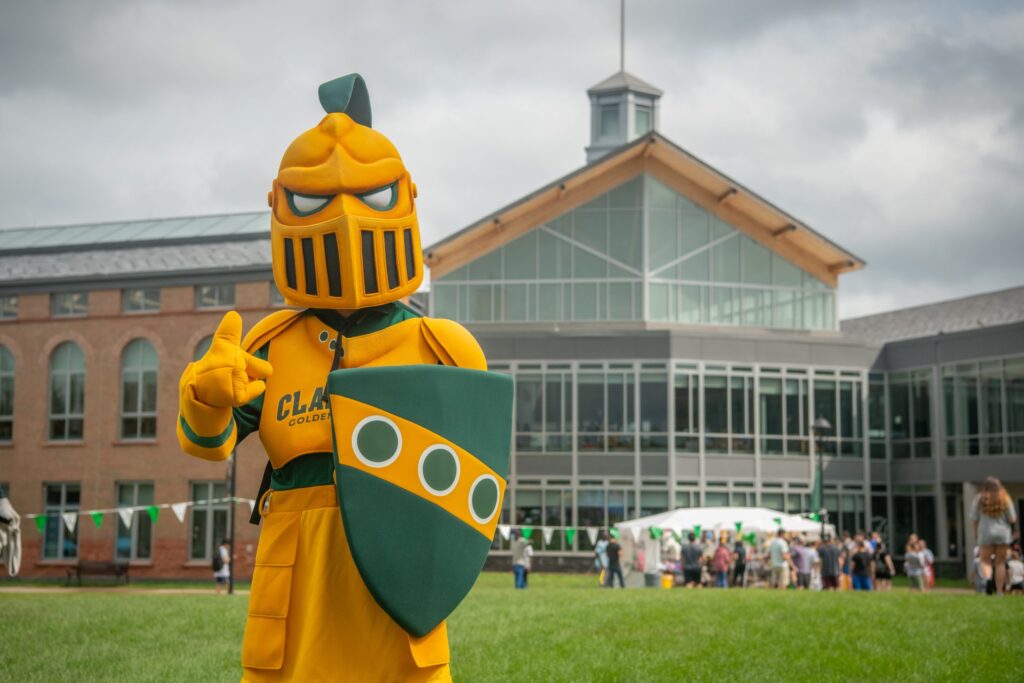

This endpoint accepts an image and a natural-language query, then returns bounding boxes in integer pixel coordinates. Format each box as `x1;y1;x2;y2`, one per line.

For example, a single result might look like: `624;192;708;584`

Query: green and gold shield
327;365;512;637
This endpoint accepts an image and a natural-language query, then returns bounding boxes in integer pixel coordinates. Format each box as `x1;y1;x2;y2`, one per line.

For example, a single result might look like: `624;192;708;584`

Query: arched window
194;335;213;362
120;339;158;440
49;342;85;441
0;346;14;442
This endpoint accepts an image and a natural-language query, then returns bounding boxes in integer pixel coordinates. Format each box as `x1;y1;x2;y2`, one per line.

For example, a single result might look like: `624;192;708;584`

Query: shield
326;365;512;637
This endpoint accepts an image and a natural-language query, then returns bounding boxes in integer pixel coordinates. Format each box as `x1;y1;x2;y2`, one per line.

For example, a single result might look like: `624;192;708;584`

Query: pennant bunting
735;522;743;532
247;499;255;513
649;527;663;540
91;511;103;528
61;512;78;535
497;524;511;541
629;527;642;543
586;527;599;546
171;503;188;523
542;526;554;545
565;527;577;545
520;527;533;540
34;515;46;533
609;528;621;539
694;524;702;538
118;508;134;530
146;506;159;524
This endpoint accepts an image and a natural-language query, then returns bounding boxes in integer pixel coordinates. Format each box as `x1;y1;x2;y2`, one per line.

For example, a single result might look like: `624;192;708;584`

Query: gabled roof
425;132;865;287
588;71;663;97
841;285;1024;345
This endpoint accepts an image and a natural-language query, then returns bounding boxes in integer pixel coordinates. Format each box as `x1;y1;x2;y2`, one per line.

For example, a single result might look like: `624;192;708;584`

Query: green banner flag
34;515;46;533
609;528;620;539
91;511;103;528
520;527;533;540
565;528;576;545
734;522;743;532
693;524;702;538
146;506;159;524
649;527;663;540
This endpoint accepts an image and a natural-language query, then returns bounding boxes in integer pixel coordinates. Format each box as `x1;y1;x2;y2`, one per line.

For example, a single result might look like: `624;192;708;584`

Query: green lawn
1;573;1021;682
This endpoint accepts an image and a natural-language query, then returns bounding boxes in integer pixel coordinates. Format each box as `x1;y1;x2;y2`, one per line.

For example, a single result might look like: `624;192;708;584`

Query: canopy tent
614;506;835;539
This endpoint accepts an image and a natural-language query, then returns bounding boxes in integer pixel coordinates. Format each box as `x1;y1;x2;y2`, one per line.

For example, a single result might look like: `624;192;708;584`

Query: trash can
661;573;674;589
644;572;660;588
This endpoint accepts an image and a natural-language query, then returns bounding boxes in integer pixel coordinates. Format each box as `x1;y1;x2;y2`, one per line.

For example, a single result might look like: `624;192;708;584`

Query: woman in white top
971;477;1019;596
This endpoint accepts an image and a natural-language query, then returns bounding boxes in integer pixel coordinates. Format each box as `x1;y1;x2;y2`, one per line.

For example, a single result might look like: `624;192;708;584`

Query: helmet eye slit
287;190;334;217
357;182;398;211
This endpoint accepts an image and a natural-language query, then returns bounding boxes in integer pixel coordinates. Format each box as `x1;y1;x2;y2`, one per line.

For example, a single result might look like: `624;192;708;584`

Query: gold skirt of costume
241;485;451;683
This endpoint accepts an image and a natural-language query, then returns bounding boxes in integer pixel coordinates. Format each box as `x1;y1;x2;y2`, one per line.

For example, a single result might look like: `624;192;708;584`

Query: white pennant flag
630;527;642;543
118;508;134;529
247;499;256;513
542;526;554;545
61;512;78;535
497;524;511;541
586;527;599;546
171;503;188;523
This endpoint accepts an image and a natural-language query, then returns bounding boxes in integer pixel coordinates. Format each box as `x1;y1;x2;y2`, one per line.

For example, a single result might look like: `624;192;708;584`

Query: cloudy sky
1;0;1021;318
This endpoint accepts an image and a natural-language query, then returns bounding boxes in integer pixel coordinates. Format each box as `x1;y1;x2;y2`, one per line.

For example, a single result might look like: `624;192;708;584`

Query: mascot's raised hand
189;311;274;407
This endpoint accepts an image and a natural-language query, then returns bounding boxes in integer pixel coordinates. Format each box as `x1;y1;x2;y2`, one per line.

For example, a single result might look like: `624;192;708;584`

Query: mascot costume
178;74;512;682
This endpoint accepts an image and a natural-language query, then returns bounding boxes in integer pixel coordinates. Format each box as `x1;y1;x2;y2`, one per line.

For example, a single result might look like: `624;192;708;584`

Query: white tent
615;506;834;538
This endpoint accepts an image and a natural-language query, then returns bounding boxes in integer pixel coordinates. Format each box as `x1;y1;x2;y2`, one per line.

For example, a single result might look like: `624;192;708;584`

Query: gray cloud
0;0;1021;318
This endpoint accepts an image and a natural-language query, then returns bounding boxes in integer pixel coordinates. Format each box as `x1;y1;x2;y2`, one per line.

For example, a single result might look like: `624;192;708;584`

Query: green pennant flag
734;521;743;532
810;513;820;522
91;511;103;528
521;527;533;540
649;527;663;540
146;506;159;524
34;515;46;533
693;524;702;538
565;528;576;545
609;528;621;539
747;533;757;544
773;517;782;525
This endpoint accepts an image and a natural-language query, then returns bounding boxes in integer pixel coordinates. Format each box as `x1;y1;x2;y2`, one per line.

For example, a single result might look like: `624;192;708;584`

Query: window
0;295;17;320
889;370;931;458
120;339;158;440
195;284;235;309
189;482;228;560
194;335;214;361
892;484;937;556
269;283;286;307
639;370;668;452
634;104;652;135
600;103;619;137
673;369;698;453
944;357;1024;456
868;373;887;459
51;292;88;318
116;482;154;560
48;342;85;441
43;483;79;559
512;367;571;453
122;288;160;313
0;346;13;442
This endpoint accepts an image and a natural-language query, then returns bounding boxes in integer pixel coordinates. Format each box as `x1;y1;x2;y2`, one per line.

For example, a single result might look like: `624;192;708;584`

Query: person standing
511;530;529;589
605;536;624;588
594;531;609;585
818;535;842;591
873;542;895;591
971;477;1018;596
712;539;732;589
919;539;935;589
681;533;704;588
791;537;811;590
905;540;927;592
1006;550;1024;595
850;541;874;591
213;538;231;595
767;531;791;590
808;539;822;591
731;539;747;587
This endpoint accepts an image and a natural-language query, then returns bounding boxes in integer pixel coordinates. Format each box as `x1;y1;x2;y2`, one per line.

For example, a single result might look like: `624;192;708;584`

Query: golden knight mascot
177;74;512;682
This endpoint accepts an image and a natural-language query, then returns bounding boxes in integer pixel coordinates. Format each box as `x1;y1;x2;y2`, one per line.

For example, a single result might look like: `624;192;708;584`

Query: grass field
2;572;1022;682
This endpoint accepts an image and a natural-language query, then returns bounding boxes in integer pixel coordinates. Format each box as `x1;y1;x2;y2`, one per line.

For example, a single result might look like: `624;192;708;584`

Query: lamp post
812;417;832;538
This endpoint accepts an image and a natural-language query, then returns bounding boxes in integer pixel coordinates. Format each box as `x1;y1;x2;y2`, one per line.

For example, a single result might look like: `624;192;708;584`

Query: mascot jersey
176;74;490;683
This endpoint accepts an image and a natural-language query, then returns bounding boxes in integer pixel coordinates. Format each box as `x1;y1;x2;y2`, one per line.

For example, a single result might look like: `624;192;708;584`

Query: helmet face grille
272;213;422;308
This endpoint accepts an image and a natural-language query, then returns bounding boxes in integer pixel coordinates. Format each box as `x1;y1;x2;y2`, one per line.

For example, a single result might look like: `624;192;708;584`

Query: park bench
65;560;130;586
